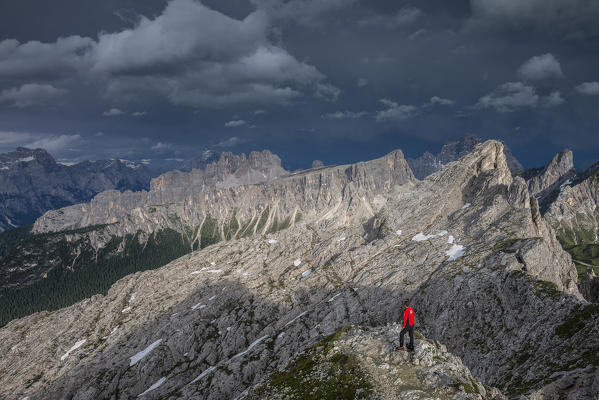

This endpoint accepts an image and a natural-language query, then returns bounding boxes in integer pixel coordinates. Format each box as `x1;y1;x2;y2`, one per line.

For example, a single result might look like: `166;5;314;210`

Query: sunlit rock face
1;141;597;400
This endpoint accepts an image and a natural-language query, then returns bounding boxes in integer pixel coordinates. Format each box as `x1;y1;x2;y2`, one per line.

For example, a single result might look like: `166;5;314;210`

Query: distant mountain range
0;147;152;231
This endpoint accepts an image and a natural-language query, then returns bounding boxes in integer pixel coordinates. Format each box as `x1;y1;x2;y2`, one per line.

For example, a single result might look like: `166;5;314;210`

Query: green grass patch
266;327;373;399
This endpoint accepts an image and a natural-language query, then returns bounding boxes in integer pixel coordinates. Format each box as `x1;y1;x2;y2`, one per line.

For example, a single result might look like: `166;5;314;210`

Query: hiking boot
395;346;404;351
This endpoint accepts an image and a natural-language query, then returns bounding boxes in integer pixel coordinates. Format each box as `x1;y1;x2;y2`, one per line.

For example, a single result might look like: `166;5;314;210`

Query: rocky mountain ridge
1;141;597;399
0;147;152;231
406;134;523;180
520;149;577;209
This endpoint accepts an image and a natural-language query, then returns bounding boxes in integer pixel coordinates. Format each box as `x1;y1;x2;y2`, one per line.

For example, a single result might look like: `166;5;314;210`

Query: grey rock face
32;150;414;245
1;141;596;400
407;134;523;180
545;162;599;246
249;324;506;400
520;149;577;208
579;269;599;303
180;149;220;172
0;147;152;231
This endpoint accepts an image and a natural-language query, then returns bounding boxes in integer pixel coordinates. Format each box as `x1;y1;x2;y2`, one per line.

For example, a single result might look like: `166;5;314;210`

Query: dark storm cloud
0;83;67;107
0;0;598;170
0;0;340;108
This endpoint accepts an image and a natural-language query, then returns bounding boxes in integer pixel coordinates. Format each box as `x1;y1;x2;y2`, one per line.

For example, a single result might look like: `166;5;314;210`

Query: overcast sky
0;0;598;170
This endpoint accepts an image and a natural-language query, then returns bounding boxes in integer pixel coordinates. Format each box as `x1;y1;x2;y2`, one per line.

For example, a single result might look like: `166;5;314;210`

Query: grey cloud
356;78;368;87
476;82;564;112
375;99;418;121
321;110;368;119
131;111;147;117
470;0;599;36
0;0;334;108
541;91;565;107
517;53;563;81
224;119;248;128
315;82;340;102
0;83;66;107
151;142;171;151
358;7;423;30
103;108;125;116
428;96;454;106
575;81;599;95
27;134;83;153
252;0;357;26
408;29;427;40
0;36;93;80
216;136;246;147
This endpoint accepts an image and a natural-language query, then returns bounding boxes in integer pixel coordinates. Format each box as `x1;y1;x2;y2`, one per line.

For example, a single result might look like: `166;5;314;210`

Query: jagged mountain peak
407;134;522;180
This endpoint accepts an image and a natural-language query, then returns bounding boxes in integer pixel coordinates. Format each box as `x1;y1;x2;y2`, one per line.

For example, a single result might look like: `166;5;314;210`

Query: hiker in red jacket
396;300;415;351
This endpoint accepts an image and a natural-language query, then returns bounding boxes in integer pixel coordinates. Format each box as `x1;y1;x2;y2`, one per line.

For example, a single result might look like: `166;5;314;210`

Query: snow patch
395;230;402;235
129;293;136;302
412;231;447;241
328;293;342;302
18;156;35;163
206;269;222;273
285;311;308;326
138;377;166;397
338;236;346;242
121;306;132;313
301;269;312;278
210;262;216;266
60;339;86;361
267;239;278;244
0;166;9;170
462;203;471;209
230;335;269;360
277;332;285;339
293;259;301;267
445;244;466;261
191;303;206;310
560;179;572;192
363;233;368;239
191;366;216;383
208;295;216;301
447;235;455;244
130;339;162;366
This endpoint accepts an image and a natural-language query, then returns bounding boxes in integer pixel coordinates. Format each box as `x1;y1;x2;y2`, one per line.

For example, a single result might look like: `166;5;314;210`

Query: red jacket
403;307;415;327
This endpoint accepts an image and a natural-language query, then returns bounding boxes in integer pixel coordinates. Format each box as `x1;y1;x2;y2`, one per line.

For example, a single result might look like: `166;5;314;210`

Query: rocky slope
407;134;523;180
248;324;506;400
520;149;577;210
0;147;152;231
1;141;597;400
545;161;599;247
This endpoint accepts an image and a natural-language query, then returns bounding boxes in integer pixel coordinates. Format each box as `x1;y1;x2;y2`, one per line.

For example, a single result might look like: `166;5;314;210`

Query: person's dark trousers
400;324;414;349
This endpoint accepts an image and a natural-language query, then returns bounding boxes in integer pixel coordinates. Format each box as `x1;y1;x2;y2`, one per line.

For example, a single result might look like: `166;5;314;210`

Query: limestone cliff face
1;141;596;400
521;149;577;208
32;149;415;249
545;162;599;246
407;134;523;180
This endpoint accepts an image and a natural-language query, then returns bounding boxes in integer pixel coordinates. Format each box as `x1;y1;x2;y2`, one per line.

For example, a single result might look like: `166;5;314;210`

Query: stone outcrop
249;324;506;400
579;269;599;303
545;161;599;247
407;134;523;180
520;149;577;208
0;141;597;400
0;147;152;231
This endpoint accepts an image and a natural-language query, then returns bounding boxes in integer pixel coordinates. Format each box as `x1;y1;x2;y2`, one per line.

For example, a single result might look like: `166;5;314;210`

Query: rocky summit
0;141;598;400
406;134;523;180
